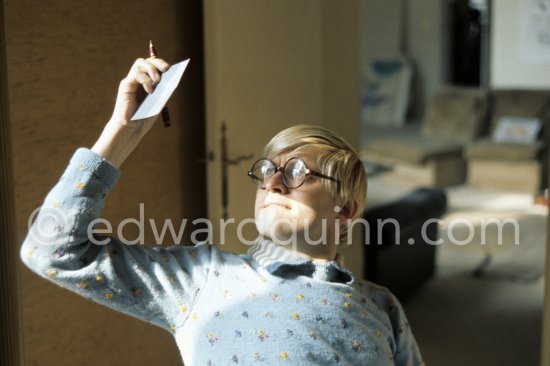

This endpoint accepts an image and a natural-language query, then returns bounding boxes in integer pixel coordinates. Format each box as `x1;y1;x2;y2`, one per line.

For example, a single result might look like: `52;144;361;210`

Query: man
21;58;423;365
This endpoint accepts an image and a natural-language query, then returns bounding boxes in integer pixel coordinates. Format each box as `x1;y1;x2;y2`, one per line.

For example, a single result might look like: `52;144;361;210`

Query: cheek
290;201;317;221
295;189;338;217
254;190;264;217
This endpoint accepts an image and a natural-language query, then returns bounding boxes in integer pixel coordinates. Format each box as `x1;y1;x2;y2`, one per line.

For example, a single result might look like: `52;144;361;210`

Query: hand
91;58;170;168
109;57;170;131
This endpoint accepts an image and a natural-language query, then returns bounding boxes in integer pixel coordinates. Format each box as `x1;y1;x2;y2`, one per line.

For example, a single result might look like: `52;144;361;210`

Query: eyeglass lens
249;158;309;188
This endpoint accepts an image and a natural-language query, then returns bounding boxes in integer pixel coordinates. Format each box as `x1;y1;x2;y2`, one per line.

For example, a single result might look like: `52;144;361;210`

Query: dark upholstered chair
363;188;448;301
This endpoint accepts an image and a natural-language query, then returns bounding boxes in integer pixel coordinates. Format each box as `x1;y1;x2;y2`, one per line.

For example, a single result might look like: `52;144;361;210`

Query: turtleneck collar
247;239;354;284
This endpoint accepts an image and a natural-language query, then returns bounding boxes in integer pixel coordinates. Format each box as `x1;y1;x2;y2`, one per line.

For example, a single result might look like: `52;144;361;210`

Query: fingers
127;58;171;94
147;57;170;73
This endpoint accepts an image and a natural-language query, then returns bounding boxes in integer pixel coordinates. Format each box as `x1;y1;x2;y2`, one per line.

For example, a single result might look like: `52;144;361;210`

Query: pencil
149;40;157;58
148;40;171;127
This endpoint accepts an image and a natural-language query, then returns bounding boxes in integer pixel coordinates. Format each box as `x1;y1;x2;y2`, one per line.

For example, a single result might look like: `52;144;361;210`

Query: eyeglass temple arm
308;170;339;183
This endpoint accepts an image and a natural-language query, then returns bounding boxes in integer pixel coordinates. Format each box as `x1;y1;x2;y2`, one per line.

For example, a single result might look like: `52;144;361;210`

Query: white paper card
131;59;190;120
492;116;542;144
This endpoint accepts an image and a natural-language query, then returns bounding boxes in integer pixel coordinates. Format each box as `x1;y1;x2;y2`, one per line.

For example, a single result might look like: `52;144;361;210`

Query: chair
363;188;448;301
363;87;489;187
465;89;550;192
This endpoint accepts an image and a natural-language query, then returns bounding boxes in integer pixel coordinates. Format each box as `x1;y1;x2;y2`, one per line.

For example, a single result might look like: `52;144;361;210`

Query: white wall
491;0;550;88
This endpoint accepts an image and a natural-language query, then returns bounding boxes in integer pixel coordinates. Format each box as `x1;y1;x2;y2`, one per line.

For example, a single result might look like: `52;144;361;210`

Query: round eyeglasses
247;157;339;189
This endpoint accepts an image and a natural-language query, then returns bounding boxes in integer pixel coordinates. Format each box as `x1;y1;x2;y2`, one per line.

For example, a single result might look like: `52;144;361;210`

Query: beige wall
359;0;451;122
6;1;204;364
360;0;403;58
203;0;363;276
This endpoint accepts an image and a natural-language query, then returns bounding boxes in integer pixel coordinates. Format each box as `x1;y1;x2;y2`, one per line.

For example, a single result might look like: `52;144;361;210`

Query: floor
370;179;548;365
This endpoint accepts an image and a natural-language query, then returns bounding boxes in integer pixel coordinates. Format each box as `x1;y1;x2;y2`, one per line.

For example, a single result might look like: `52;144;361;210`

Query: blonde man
21;58;423;365
254;124;367;249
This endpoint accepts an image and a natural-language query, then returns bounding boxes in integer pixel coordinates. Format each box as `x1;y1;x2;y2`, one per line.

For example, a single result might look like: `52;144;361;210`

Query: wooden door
203;0;364;277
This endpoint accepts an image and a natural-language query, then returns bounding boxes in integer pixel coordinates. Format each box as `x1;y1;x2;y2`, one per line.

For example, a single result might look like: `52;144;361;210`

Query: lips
263;202;291;210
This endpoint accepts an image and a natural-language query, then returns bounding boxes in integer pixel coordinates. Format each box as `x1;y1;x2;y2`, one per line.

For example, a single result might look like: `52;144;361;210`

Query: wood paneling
0;0;23;363
5;1;205;364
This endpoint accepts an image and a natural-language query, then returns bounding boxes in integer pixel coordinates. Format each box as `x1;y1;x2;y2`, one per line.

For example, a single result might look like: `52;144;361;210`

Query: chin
256;211;305;244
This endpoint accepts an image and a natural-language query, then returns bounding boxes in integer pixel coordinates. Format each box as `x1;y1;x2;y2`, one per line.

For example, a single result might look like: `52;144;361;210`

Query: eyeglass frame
247;157;340;189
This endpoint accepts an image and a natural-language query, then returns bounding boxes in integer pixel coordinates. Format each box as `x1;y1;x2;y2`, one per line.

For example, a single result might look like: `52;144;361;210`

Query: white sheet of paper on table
131;59;190;120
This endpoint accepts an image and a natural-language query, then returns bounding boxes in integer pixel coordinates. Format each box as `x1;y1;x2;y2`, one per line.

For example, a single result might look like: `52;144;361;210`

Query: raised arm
20;59;213;333
91;57;169;167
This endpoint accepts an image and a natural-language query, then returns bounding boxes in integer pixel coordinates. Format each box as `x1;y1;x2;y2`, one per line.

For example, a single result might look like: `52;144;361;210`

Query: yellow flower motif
291;312;300;320
375;329;382;337
297;294;304;300
345;292;352;298
75;182;85;190
352;339;362;352
27;247;36;257
191;312;198;320
248;292;256;298
169;325;176;333
256;329;269;341
343;301;351;310
181;305;188;313
259;276;267;283
53;201;60;208
77;281;89;290
104;293;113;300
46;269;57;277
281;352;289;360
95;274;104;282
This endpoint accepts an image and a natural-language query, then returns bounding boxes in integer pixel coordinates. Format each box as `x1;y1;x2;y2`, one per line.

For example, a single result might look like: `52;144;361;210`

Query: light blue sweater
21;148;423;365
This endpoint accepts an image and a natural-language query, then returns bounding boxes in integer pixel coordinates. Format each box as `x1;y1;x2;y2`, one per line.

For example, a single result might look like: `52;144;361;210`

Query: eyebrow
278;155;318;167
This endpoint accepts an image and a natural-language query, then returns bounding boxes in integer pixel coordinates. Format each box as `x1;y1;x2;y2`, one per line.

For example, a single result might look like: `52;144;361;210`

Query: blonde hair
263;125;368;240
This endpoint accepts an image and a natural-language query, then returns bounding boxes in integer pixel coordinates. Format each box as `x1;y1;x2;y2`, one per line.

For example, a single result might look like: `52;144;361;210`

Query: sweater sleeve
20;148;213;333
389;294;424;366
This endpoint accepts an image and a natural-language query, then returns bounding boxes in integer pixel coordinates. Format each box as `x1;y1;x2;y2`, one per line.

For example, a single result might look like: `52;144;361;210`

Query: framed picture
361;57;412;128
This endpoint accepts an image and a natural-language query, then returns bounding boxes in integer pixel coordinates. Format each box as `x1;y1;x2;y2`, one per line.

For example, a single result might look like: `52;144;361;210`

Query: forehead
272;150;320;167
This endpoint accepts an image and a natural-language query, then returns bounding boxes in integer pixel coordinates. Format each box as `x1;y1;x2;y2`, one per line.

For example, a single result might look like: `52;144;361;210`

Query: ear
337;200;359;220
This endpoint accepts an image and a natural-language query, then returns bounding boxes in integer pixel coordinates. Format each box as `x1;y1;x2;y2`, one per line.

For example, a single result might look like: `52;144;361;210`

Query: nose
264;171;288;194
